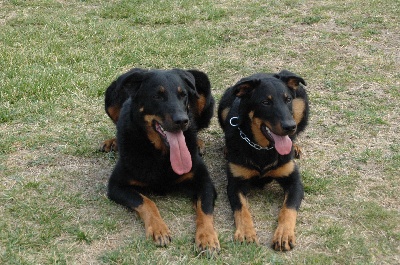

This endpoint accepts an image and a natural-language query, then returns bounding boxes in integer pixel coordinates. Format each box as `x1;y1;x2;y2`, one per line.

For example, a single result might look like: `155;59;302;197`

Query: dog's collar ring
229;117;239;127
230;116;274;151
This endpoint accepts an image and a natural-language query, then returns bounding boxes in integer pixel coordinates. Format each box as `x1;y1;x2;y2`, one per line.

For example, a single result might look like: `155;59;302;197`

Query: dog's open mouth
154;121;192;175
155;121;168;143
261;124;292;155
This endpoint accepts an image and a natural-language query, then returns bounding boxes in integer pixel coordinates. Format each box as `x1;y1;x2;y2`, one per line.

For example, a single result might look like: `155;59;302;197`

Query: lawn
1;0;399;264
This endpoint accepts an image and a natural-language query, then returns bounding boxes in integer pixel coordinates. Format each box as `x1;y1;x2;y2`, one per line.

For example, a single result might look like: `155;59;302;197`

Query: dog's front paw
272;224;296;251
272;207;297;251
233;206;259;244
145;218;172;247
234;224;258;244
195;225;220;256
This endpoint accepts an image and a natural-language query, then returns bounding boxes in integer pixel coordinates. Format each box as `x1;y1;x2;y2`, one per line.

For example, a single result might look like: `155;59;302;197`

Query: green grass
1;0;399;264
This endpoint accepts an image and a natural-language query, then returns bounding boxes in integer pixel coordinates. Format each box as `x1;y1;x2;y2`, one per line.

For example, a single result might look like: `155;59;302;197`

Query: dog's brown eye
286;97;292;103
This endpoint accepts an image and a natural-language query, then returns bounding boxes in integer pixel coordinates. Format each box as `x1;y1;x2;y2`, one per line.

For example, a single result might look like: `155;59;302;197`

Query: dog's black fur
104;68;219;253
218;70;309;251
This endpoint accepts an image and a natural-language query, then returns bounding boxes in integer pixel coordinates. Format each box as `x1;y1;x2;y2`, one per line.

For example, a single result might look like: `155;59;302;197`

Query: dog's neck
228;98;274;151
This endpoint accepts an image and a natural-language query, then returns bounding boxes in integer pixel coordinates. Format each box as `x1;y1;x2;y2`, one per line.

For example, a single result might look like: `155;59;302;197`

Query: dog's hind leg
101;138;118;152
293;143;302;159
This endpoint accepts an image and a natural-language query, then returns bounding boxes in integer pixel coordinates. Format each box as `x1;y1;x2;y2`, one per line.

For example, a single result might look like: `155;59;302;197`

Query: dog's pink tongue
165;131;192;175
270;132;292;155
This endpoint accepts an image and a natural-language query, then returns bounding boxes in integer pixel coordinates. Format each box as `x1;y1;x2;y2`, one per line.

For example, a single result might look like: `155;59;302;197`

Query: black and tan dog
102;68;219;253
217;70;309;251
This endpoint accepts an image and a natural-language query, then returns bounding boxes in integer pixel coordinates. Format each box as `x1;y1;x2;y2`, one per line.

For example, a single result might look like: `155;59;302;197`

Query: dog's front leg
273;166;304;251
194;179;220;255
108;179;171;246
227;175;259;244
136;195;172;247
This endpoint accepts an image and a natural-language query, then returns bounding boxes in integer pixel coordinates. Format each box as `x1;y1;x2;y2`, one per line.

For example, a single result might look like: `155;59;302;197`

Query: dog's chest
245;154;279;176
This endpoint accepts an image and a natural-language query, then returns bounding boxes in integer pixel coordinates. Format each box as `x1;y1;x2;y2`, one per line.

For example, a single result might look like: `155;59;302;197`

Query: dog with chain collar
217;70;309;251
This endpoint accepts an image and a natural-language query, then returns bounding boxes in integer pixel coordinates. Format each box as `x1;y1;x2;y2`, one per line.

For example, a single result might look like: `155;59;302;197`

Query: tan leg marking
195;200;220;254
136;196;171;247
233;193;258;244
272;205;297;251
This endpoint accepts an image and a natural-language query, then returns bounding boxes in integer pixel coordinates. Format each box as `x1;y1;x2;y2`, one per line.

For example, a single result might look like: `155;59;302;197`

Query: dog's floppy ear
116;68;150;97
274;70;306;90
232;77;261;98
174;69;200;99
187;70;212;98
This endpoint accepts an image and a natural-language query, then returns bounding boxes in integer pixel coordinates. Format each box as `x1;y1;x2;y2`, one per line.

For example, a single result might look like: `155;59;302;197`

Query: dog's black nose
175;118;189;126
282;121;297;132
172;113;189;128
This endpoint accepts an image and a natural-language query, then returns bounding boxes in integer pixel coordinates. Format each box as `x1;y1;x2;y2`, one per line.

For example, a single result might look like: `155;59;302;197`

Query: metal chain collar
229;117;274;151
